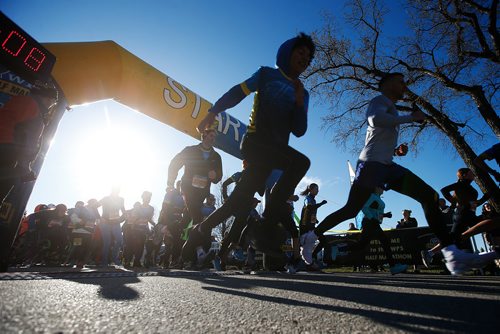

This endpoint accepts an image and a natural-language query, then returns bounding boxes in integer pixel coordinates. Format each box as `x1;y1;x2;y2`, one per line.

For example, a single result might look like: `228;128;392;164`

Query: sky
1;0;497;242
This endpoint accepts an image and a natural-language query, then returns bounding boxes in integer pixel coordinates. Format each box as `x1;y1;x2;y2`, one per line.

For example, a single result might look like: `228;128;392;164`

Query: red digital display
0;11;56;83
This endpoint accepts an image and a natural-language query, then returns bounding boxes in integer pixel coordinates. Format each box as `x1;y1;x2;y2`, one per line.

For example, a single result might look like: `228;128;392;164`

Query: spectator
396;209;418;229
480;202;498;220
348;222;361;272
348;223;359;231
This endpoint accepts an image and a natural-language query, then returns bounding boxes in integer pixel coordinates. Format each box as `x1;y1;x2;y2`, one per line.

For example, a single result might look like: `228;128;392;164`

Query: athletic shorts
354;160;409;189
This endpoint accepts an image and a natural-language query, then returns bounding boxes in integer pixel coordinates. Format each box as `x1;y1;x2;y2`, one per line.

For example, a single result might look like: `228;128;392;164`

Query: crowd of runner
3;33;500;275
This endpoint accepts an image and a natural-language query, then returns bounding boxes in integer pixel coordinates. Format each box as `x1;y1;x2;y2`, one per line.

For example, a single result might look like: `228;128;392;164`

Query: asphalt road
1;268;499;333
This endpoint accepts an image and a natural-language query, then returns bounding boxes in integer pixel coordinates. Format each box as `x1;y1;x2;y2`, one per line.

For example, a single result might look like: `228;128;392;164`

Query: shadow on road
5;267;498;332
179;272;499;333
42;270;142;301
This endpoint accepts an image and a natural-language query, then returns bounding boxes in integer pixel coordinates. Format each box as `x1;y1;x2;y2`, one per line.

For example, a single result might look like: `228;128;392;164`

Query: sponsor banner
0;65;33;107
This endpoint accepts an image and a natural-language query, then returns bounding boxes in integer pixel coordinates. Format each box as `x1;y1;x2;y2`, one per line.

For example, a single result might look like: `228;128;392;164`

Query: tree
304;0;499;210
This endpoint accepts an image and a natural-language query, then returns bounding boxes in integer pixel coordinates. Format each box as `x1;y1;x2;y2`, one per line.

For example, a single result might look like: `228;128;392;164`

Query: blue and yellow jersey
239;66;309;145
208;35;311;146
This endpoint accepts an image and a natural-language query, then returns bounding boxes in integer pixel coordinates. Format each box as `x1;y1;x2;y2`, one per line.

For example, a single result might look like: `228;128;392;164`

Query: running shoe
285;262;297;274
300;230;318;265
390;263;408;275
441;244;490;275
420;250;433;268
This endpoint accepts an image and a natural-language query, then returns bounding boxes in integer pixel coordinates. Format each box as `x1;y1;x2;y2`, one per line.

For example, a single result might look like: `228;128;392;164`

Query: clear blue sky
2;0;497;239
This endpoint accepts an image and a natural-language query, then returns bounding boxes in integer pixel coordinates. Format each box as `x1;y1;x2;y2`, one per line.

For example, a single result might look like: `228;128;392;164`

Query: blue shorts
353;160;409;190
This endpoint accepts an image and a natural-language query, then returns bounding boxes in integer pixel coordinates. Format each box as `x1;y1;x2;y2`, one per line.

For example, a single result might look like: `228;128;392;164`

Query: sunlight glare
73;126;159;204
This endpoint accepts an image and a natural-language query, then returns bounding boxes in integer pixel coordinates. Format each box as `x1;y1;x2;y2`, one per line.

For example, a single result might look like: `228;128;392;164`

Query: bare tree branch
305;0;500;208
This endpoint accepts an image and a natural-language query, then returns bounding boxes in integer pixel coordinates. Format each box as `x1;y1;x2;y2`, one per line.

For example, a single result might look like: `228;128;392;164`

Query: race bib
192;175;208;189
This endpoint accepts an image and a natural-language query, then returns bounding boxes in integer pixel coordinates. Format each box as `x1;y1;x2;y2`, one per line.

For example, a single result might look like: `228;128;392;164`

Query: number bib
192;175;208;189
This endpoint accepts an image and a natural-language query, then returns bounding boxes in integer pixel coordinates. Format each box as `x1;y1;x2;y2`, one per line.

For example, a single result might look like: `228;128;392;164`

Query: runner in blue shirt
182;33;315;269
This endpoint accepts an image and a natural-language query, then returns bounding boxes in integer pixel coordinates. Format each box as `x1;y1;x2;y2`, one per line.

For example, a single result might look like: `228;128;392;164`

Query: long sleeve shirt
358;95;414;164
441;179;489;211
167;144;222;190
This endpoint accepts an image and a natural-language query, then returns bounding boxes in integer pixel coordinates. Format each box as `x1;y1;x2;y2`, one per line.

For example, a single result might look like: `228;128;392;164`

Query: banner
322;226;471;267
44;41;247;158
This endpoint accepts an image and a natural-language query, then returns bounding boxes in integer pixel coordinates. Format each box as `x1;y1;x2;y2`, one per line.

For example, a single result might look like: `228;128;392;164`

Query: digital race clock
0;11;56;84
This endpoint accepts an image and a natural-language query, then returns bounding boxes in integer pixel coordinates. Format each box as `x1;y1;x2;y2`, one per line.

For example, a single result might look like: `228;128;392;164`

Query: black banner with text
322;227;471;267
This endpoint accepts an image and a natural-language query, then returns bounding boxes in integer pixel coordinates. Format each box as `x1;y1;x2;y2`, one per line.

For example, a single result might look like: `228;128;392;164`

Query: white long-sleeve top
358;94;414;164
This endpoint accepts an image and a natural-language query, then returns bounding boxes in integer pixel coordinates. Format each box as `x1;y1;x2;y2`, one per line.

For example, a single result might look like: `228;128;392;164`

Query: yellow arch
44;40;245;157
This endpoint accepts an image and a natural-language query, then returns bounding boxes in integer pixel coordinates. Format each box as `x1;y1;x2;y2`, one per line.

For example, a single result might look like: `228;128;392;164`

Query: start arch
44;40;246;158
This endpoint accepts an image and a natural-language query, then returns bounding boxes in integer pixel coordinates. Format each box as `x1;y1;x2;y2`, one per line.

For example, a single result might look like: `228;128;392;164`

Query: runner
341;186;408;275
421;168;490;267
474;143;500;183
300;72;488;276
98;186;126;266
299;183;327;269
182;33;316;266
168;128;222;265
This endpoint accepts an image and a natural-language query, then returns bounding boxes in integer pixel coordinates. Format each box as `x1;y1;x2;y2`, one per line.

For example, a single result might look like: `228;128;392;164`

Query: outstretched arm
462;217;500;239
221;177;235;201
197;85;247;133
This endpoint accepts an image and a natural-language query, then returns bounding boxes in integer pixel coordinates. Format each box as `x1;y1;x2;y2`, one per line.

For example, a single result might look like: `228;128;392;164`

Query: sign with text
322;227;469;267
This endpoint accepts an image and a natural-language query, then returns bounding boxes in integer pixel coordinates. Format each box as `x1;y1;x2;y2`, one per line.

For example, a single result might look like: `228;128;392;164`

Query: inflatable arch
44;40;247;158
